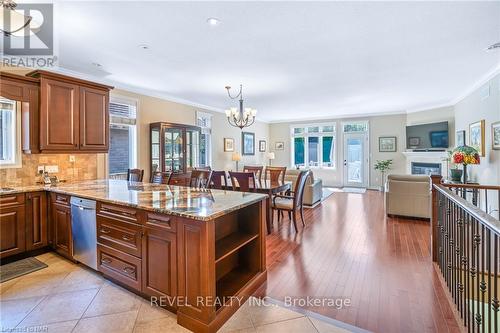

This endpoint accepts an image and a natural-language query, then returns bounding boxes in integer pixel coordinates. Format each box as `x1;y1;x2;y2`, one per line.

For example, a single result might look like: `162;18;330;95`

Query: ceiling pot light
206;17;220;26
138;44;149;50
91;62;102;68
486;42;500;51
0;0;33;36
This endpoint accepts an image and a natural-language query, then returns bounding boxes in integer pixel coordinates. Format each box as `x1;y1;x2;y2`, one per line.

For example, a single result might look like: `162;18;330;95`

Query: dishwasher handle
70;197;96;210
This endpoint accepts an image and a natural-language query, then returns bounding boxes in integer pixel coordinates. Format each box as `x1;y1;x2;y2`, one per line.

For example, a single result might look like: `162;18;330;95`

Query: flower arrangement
452;146;480;165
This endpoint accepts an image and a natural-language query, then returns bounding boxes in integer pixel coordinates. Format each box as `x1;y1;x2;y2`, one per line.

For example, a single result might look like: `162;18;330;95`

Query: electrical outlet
45;165;59;173
69;155;76;163
37;166;45;174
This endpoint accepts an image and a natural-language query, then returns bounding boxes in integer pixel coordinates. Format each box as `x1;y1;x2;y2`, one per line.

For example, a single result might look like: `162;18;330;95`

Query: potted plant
374;159;393;192
444;150;462;181
451;145;480;183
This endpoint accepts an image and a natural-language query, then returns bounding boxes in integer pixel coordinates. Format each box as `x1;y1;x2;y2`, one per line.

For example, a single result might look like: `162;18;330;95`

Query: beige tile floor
0;253;359;333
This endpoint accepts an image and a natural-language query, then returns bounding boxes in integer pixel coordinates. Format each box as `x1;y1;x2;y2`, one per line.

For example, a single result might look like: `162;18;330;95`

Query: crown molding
267;109;406;124
449;64;500;106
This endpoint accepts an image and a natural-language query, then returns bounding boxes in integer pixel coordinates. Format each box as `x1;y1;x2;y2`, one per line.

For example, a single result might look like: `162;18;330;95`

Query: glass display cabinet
150;122;202;174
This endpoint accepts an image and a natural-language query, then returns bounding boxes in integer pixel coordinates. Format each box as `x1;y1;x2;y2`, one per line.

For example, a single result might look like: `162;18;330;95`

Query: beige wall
110;89;270;181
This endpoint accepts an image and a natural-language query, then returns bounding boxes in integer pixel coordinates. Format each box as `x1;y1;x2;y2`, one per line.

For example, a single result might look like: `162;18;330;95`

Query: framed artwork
456;130;466;147
492;121;500;150
275;141;285;150
379;136;397;152
408;137;420;148
242;132;255;155
259;140;266;152
224;138;234;152
469;120;485;156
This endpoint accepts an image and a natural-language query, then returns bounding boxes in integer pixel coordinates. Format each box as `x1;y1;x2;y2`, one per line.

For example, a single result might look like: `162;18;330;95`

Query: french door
343;132;368;188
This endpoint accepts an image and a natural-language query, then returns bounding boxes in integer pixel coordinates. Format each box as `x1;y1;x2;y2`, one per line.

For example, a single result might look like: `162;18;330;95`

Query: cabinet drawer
0;193;25;208
144;212;176;232
51;193;70;206
97;216;142;257
97;202;139;224
97;244;142;291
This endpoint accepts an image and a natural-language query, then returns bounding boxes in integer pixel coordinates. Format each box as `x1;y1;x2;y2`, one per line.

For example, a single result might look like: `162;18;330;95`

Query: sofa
284;169;323;206
385;174;431;219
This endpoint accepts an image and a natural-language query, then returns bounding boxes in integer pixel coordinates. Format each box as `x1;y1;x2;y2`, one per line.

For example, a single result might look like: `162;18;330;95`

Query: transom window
291;123;336;168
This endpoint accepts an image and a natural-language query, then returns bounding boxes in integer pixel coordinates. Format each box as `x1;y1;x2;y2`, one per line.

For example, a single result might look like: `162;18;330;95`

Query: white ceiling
52;1;500;122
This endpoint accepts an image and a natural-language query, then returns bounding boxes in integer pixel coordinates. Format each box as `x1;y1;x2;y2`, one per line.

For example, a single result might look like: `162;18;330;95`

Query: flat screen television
406;121;449;150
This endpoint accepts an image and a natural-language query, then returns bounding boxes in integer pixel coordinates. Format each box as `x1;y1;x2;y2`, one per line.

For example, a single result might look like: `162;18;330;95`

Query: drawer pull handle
100;228;111;234
123;267;135;274
122;235;133;241
101;258;112;264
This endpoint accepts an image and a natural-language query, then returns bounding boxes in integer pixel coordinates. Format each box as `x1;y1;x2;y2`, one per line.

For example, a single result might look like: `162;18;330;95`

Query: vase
450;169;462;182
462;164;468;184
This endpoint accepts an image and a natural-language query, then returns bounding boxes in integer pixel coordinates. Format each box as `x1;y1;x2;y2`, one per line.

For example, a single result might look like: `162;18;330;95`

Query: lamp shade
231;152;241;162
0;8;34;36
267;152;275;160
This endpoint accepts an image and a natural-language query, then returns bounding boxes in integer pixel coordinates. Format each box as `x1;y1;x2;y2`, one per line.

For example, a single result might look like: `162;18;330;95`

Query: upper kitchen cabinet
26;70;113;153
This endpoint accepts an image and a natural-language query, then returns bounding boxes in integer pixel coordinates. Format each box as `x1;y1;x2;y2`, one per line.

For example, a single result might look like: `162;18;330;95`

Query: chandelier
224;84;257;129
0;0;33;36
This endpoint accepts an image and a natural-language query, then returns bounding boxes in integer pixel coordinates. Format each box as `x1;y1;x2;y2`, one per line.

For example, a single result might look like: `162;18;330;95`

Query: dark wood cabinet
0;198;26;259
142;213;177;304
52;201;73;259
79;86;109;151
150;122;202;175
26;192;48;251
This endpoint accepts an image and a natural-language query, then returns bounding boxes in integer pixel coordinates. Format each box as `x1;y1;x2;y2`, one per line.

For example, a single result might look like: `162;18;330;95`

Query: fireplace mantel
401;151;448;158
402;151;449;176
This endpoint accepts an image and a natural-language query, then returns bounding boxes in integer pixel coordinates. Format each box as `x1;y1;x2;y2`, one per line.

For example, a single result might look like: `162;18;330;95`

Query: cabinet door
26;192;48;251
40;78;80;151
142;215;177;303
52;203;73;259
0;205;26;258
79;86;109;151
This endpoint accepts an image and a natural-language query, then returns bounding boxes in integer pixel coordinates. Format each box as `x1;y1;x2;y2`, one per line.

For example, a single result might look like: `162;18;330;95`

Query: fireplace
411;162;442;175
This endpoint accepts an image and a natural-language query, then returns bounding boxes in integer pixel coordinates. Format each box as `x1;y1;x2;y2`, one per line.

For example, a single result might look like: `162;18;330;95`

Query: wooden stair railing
431;175;500;332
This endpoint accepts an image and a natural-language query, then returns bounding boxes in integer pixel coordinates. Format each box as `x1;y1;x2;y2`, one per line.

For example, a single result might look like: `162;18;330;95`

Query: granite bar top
0;180;267;221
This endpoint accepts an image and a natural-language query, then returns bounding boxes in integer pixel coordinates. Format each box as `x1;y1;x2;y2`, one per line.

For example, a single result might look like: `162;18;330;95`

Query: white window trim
196;111;213;167
290;122;336;170
0;100;22;169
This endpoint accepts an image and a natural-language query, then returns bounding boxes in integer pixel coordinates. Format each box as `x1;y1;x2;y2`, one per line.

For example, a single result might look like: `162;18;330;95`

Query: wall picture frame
492;121;500;150
379;136;397;152
223;138;234;152
469;120;485;156
275;141;285;150
242;132;255;155
456;130;466;147
259;140;266;152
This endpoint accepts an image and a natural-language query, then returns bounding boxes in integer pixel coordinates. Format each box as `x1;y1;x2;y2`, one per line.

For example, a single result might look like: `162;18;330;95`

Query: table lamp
232;152;241;171
267;152;275;166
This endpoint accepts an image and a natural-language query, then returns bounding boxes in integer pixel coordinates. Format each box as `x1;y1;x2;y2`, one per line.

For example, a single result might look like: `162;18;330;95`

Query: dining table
224;179;292;234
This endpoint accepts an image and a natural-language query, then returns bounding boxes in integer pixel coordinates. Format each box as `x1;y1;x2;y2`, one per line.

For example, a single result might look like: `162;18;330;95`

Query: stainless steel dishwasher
70;197;97;270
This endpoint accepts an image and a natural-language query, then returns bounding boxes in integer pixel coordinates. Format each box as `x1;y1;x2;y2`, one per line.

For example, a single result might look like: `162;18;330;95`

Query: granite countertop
0;180;267;221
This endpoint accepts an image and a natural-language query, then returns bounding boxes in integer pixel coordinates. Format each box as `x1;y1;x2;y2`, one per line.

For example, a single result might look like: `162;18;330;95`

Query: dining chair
264;166;287;183
190;169;212;188
272;170;310;232
150;171;170;184
167;172;192;186
228;171;256;192
127;169;144;182
208;171;228;189
243;166;263;181
195;166;212;171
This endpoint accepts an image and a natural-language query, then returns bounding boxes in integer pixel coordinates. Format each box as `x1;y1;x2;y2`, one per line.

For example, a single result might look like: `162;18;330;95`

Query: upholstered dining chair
190;169;212;188
228;171;256;192
208;171;228;190
127;169;144;182
243;165;263;181
150;171;170;184
264;166;287;183
272;170;310;232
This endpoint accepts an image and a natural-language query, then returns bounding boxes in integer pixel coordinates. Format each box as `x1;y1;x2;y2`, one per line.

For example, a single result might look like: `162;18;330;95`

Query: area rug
342;187;366;193
0;257;48;283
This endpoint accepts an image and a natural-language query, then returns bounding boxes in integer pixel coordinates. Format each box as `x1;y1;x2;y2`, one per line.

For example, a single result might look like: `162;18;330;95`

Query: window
108;97;137;178
196;111;212;167
291;123;336;168
0;98;21;167
343;122;368;133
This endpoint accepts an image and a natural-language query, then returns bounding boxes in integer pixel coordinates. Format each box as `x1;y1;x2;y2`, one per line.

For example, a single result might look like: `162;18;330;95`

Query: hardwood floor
257;189;461;333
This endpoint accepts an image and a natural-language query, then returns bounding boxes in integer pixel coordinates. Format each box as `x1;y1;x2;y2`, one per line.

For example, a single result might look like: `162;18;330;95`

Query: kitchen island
0;180;268;333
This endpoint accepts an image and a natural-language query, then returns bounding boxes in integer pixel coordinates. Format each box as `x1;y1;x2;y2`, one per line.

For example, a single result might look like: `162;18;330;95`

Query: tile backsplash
0;153;98;187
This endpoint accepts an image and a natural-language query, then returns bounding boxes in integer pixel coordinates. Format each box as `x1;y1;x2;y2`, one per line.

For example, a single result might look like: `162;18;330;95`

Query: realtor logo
2;3;53;56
